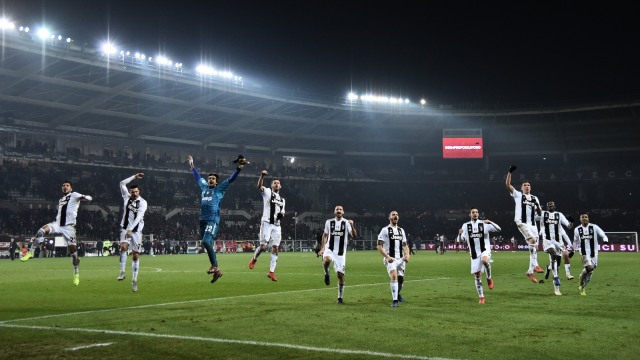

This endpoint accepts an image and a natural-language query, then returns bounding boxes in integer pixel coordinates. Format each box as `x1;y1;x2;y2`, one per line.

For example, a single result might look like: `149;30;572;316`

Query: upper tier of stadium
1;31;639;161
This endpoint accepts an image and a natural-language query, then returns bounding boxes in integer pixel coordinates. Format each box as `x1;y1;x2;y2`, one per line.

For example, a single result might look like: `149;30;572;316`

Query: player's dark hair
521;180;531;185
63;180;73;187
129;185;139;190
579;210;589;216
208;173;218;179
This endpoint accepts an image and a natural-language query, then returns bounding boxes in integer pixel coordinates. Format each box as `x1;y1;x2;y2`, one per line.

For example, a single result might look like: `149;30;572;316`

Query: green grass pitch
1;250;639;360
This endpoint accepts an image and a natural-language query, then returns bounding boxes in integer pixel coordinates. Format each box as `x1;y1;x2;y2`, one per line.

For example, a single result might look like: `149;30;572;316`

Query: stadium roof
1;34;640;159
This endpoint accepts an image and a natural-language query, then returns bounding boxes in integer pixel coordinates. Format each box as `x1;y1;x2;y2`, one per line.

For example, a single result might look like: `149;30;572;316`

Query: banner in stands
426;243;637;252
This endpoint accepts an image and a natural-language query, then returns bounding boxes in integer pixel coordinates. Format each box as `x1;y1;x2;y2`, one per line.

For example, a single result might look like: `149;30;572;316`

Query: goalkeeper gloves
233;154;250;169
508;165;517;173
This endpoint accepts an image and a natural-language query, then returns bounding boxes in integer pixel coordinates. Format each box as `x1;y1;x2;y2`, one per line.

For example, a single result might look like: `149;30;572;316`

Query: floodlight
37;28;50;40
0;18;15;30
101;42;117;55
66;37;71;43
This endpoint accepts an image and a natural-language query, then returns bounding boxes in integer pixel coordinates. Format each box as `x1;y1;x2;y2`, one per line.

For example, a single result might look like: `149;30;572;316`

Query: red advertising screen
442;137;483;158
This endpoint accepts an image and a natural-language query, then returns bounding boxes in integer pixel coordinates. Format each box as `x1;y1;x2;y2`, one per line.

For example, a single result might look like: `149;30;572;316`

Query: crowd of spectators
1;141;638;252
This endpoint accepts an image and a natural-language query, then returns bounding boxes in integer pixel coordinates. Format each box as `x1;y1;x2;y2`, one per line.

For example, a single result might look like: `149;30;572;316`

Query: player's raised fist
508;165;517;173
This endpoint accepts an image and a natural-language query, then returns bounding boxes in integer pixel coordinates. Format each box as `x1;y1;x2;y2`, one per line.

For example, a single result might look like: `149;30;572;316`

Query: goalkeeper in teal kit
187;154;250;283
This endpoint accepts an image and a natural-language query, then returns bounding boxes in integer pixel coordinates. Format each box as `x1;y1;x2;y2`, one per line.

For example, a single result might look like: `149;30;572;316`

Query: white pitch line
2;323;459;360
67;342;114;351
0;277;449;325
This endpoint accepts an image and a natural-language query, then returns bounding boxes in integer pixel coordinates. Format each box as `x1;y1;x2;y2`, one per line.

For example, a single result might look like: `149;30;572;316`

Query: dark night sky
4;1;640;105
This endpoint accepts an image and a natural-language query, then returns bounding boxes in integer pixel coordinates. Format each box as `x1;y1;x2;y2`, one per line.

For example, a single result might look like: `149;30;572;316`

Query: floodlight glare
66;37;72;43
37;28;50;40
101;42;117;55
0;18;16;30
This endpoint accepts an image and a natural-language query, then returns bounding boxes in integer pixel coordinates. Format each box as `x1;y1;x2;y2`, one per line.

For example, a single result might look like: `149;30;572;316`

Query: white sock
338;281;345;298
253;246;262;260
565;264;571;275
269;253;278;272
475;277;484;298
120;252;127;272
390;280;398;301
132;259;139;281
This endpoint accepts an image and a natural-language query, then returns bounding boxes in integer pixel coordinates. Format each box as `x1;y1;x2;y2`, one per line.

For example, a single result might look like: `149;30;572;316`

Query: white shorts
120;229;142;253
470;250;491;274
323;248;346;274
516;222;538;242
581;254;598;269
383;258;406;277
46;223;77;246
543;239;565;256
259;222;282;247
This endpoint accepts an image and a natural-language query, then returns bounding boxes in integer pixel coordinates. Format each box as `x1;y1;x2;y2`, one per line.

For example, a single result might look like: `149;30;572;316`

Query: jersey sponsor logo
59;195;71;206
470;232;483;239
270;198;284;207
545;218;559;225
580;234;594;241
331;231;345;236
522;198;537;207
202;197;213;201
127;202;139;212
391;234;403;241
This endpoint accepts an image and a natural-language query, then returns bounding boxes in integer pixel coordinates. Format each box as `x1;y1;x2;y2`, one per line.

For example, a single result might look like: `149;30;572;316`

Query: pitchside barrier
68;234;632;256
422;232;638;253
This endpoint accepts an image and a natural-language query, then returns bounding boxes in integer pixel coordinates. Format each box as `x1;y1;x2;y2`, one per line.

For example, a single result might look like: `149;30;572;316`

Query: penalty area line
1;323;459;360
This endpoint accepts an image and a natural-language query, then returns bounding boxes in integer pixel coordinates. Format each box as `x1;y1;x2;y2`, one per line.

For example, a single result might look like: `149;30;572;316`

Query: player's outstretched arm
505;165;516;192
257;170;267;190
